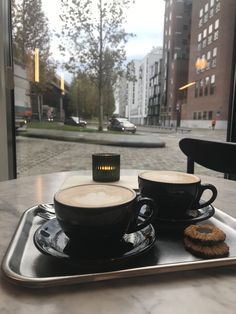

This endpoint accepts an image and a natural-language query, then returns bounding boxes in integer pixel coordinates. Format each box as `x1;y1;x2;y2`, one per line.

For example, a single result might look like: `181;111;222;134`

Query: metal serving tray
2;205;236;288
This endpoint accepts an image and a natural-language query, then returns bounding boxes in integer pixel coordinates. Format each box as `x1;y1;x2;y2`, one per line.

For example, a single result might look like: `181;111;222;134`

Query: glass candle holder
92;153;120;182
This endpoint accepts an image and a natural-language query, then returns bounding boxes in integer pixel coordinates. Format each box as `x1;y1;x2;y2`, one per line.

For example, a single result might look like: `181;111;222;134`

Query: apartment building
161;0;236;129
160;0;192;127
147;57;163;125
182;0;236;129
114;76;127;117
128;47;163;125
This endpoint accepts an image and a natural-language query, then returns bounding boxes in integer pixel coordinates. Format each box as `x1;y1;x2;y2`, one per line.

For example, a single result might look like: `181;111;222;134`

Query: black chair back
179;138;236;176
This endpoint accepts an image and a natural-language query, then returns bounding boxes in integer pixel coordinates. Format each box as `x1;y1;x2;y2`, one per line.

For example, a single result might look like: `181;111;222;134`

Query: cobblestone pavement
16;128;226;178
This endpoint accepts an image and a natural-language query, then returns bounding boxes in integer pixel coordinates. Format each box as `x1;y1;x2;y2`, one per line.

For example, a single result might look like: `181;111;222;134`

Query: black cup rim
92;153;120;157
54;183;137;209
138;170;200;185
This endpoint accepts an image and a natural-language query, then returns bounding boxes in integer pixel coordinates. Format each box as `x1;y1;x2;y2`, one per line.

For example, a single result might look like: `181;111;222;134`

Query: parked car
64;116;87;127
107;118;136;133
15;117;27;130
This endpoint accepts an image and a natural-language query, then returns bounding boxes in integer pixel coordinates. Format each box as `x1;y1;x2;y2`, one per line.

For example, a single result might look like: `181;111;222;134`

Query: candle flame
97;166;115;171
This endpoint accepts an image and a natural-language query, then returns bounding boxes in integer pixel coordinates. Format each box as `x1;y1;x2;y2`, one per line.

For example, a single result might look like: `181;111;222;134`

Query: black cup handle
196;183;217;209
127;196;156;233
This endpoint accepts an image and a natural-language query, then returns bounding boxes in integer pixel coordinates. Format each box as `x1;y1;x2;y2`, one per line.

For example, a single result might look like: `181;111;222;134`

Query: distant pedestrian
211;119;216;130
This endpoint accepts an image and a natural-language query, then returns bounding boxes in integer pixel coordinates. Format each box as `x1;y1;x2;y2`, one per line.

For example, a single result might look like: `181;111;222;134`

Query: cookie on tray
184;223;226;245
183;237;229;259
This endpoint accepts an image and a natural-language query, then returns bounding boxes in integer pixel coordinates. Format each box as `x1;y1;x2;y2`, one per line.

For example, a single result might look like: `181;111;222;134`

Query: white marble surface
1;170;236;314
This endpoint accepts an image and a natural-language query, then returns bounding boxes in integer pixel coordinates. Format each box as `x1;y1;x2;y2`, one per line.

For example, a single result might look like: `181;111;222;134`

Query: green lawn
28;121;101;133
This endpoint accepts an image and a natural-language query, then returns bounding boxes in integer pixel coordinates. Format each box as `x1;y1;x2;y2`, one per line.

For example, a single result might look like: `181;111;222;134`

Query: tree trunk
98;0;103;131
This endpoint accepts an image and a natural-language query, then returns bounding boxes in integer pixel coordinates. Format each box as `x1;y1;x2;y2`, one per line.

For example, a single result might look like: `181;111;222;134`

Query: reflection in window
212;58;217;67
216;2;221;13
215;19;219;29
213;47;217;57
208;111;213;120
205;77;209;95
204;14;208;24
208;35;213;45
199;8;203;18
199;79;204;96
214;30;219;41
209;8;214;18
210;75;216;94
209;24;213;34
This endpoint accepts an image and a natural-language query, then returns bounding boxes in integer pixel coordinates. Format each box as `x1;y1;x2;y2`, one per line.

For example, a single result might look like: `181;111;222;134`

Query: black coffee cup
54;184;155;243
138;171;217;219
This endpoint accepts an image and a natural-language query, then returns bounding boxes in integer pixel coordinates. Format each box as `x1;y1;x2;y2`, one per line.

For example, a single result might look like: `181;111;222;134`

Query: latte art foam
139;171;199;184
55;184;135;208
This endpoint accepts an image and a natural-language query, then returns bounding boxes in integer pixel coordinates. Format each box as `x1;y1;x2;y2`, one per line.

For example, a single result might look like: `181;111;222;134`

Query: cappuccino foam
55;184;135;208
139;171;199;184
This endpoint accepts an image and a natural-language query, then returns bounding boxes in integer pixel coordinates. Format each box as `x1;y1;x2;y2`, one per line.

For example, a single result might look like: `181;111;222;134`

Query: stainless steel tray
2;205;236;288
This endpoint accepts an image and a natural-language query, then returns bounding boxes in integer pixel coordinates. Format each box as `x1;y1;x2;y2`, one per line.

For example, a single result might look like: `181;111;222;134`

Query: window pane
11;0;234;178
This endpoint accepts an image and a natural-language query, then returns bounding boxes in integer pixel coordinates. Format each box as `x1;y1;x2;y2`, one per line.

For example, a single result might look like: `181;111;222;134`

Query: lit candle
92;153;120;182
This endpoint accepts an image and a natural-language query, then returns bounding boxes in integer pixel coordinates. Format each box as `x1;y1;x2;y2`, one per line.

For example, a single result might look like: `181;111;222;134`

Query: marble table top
1;170;236;314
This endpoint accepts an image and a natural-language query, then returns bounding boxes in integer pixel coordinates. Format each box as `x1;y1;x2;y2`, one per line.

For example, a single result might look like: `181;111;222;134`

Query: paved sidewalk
16;127;227;178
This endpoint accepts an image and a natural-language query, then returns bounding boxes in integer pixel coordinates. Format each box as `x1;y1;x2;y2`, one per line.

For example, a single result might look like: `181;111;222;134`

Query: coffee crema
139;171;200;184
55;184;135;208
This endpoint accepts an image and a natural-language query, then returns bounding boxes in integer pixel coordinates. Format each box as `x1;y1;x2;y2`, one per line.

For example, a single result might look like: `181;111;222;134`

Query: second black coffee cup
138;170;217;219
54;184;155;243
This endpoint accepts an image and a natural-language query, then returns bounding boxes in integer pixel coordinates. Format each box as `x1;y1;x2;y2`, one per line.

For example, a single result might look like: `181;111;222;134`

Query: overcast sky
42;0;165;61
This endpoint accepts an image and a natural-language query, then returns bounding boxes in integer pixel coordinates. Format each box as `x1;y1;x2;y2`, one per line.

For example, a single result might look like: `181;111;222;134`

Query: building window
215;19;219;29
204;14;208;23
210;74;216;94
207;50;211;60
202;39;207;48
213;47;217;57
208;111;213;120
209;24;213;34
203;28;207;38
195;81;199;97
198;33;202;42
203;111;207;120
205;3;209;12
216;2;221;13
199;79;204;96
209;8;214;18
198;112;202;120
205;77;210;95
214;30;219;41
208;35;213;45
198;43;202;51
199;19;203;28
199;8;203;18
210;0;215;7
212;58;217;67
193;112;197;120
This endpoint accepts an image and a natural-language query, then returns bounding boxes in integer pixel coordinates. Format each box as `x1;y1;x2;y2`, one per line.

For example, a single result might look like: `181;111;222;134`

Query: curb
19;131;166;148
